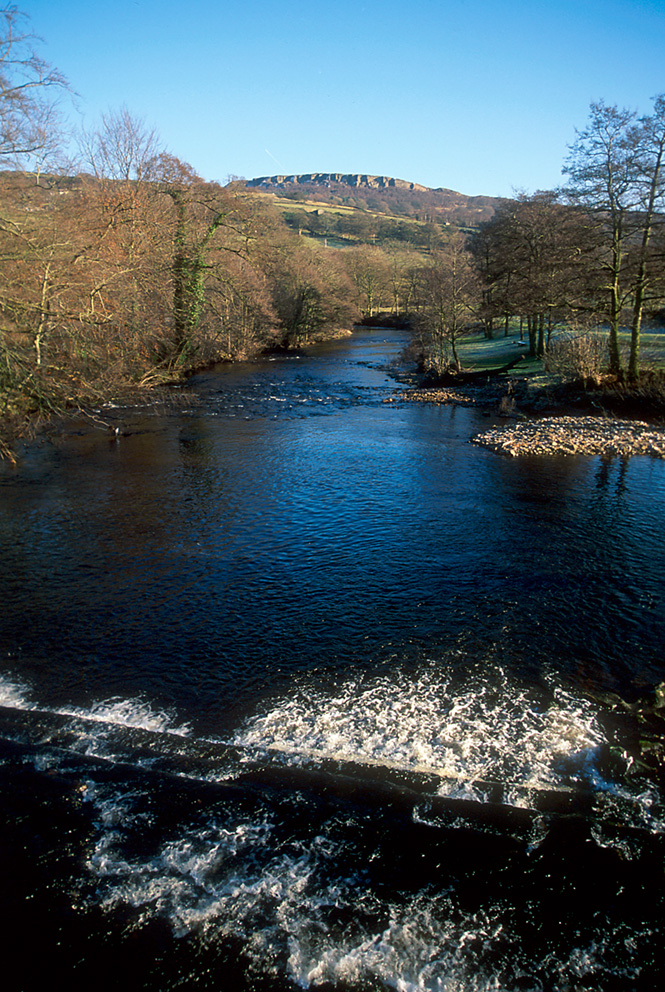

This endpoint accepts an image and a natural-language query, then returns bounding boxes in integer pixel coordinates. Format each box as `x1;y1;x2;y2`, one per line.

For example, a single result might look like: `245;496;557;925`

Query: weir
0;695;659;840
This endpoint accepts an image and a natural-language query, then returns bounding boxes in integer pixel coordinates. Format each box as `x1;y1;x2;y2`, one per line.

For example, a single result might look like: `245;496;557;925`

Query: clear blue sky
16;0;665;197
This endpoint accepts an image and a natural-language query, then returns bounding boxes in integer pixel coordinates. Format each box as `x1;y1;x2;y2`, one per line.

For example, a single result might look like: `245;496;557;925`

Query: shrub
545;331;607;386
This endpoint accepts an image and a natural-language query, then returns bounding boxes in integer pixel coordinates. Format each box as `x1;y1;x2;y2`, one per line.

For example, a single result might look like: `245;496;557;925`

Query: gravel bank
471;416;665;458
391;387;480;407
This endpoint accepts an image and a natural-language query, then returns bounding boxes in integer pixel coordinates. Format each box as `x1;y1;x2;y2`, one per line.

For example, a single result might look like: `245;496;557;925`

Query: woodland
2;6;665;459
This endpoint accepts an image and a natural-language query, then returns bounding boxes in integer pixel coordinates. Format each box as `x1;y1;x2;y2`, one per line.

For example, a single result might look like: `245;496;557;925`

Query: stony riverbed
471;416;665;458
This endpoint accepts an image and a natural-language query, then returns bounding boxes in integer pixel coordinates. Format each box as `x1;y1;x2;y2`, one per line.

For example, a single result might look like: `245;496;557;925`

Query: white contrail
265;148;286;170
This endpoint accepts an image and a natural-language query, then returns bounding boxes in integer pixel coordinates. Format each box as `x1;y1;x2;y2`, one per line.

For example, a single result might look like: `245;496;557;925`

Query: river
1;326;664;990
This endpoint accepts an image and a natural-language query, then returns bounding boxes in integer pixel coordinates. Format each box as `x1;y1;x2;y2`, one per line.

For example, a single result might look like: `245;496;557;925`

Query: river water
1;327;664;990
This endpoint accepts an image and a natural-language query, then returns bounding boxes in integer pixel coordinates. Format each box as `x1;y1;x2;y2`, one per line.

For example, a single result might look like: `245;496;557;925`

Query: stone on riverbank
390;386;486;407
471;416;665;458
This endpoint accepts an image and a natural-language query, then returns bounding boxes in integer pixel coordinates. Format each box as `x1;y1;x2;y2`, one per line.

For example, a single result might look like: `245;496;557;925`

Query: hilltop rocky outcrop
247;173;430;191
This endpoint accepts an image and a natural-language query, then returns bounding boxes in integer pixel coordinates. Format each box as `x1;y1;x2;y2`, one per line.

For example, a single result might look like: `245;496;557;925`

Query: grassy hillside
242;175;503;248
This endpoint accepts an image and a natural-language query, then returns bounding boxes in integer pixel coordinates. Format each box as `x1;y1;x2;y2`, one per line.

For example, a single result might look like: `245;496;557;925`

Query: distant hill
247;173;430;192
244;173;504;228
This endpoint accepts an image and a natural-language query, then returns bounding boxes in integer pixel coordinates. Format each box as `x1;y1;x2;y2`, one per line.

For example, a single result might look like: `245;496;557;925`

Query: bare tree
628;94;665;380
80;105;161;183
269;239;358;347
382;243;422;317
563;101;643;377
205;254;277;360
415;233;480;373
80;110;284;368
471;193;600;357
563;98;665;380
345;245;391;317
0;6;70;172
0;6;74;443
149;153;255;360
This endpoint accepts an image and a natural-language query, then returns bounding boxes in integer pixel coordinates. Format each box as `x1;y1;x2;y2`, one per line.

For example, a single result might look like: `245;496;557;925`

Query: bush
545;331;607;386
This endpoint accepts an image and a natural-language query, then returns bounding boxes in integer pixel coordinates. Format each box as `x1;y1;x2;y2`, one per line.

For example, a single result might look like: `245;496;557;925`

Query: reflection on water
1;327;664;990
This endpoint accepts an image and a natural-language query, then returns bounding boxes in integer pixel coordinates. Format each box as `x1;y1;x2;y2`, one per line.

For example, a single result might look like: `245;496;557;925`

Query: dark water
1;327;665;990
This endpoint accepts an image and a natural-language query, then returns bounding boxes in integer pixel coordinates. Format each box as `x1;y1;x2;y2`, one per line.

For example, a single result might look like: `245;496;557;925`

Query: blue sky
16;0;665;197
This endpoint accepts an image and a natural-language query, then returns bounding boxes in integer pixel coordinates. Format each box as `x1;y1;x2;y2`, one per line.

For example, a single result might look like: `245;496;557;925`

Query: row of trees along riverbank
409;97;665;385
0;9;455;454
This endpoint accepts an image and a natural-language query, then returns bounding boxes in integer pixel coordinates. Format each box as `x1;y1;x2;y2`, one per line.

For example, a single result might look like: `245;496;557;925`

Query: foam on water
0;673;32;709
2;666;662;834
234;666;606;800
80;778;646;992
3;667;659;989
0;673;190;737
83;797;425;985
231;664;665;837
66;696;191;737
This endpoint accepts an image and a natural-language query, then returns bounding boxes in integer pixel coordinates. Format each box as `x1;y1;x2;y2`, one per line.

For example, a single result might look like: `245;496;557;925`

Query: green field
458;332;542;373
457;328;665;377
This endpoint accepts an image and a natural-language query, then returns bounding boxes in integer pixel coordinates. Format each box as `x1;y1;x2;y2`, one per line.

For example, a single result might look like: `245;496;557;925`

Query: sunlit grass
458;326;665;375
459;331;533;371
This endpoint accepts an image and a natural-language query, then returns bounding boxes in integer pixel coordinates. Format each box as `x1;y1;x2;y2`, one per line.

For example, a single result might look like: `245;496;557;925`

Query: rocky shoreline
471;416;665;458
392;384;665;458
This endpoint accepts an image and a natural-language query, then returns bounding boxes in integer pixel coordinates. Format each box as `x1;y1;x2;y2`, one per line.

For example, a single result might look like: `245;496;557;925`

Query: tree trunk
35;261;52;367
608;270;623;378
607;217;625;378
629;141;664;381
537;313;545;358
168;189;228;361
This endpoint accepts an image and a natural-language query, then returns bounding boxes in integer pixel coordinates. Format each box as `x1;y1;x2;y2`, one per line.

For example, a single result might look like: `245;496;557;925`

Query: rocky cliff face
247;173;430;192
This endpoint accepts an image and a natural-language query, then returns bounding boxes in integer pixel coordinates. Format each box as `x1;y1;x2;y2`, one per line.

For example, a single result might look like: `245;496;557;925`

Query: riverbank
392;377;665;458
0;327;356;463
